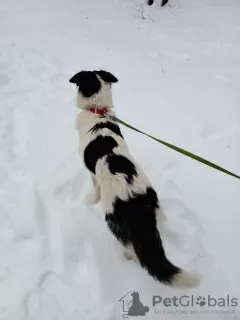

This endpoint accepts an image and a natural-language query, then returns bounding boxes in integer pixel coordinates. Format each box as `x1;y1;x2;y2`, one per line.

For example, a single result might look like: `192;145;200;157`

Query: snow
0;0;240;319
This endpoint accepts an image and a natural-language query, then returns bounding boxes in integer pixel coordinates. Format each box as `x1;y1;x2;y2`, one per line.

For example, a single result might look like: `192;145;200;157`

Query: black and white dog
69;70;199;288
147;0;169;6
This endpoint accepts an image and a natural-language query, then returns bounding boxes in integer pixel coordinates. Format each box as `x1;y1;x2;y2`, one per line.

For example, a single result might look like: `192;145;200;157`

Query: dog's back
76;110;150;213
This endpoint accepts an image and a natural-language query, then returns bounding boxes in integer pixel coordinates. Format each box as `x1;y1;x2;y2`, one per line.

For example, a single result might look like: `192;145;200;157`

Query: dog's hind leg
156;207;182;246
105;213;138;262
156;207;167;225
123;244;138;263
84;174;100;205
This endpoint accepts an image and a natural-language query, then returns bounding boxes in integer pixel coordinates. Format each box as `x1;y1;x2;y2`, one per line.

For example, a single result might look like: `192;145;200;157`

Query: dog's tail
129;221;199;288
147;0;169;6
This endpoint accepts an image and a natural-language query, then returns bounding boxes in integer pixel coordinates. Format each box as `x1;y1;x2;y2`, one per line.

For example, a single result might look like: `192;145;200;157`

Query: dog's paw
156;208;167;224
123;248;138;263
124;251;134;260
84;192;100;205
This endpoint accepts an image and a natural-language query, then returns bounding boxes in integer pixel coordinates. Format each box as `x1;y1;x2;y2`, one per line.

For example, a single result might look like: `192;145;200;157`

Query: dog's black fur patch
89;121;124;139
84;136;118;173
107;187;180;284
107;154;137;184
94;70;118;83
69;71;101;98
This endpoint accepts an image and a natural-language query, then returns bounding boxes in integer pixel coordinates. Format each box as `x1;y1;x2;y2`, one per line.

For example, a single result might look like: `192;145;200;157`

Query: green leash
112;116;240;181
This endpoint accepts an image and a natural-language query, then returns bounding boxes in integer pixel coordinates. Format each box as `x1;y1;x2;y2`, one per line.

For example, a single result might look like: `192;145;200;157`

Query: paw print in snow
196;296;206;307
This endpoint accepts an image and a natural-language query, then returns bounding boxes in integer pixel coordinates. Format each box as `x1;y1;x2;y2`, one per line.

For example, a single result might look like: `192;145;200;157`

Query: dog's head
69;70;118;110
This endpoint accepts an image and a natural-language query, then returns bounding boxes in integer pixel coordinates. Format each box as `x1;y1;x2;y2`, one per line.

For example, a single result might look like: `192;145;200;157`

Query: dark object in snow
161;0;169;6
147;0;169;6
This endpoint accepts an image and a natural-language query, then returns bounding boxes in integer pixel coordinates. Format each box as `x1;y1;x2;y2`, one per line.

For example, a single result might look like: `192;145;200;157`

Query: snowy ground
1;0;240;319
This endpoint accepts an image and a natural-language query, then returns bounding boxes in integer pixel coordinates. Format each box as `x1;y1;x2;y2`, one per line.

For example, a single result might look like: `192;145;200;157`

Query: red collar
87;107;108;116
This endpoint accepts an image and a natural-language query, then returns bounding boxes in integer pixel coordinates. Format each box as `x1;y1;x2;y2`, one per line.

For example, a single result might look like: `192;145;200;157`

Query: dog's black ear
94;70;118;84
69;73;78;84
69;71;101;97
